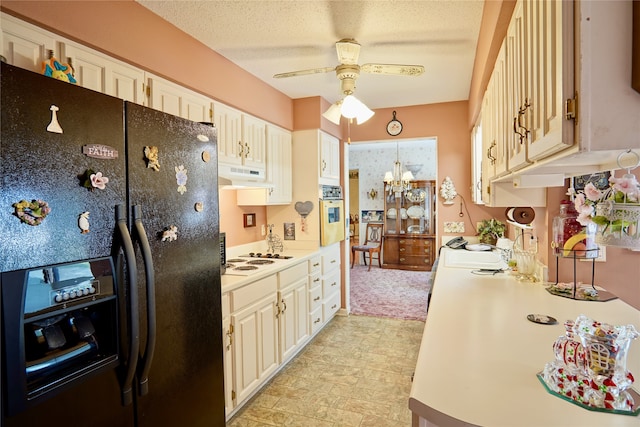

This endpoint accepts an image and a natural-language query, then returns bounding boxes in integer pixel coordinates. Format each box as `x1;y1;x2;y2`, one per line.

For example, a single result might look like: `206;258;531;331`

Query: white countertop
221;246;319;293
409;247;640;427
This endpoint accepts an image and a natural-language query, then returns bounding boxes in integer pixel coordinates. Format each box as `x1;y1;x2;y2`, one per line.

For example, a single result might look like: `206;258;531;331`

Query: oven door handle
116;204;139;406
133;205;156;396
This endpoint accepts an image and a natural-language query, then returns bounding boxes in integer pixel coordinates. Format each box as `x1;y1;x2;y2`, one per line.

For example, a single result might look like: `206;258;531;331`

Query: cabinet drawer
309;285;322;312
309;306;323;334
323;292;341;320
309;271;321;289
308;255;322;275
398;255;431;266
399;244;431;256
278;261;307;288
230;275;277;312
321;246;340;274
322;270;340;298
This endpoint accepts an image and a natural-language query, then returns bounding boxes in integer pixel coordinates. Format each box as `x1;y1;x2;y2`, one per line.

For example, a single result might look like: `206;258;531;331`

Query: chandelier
384;143;414;195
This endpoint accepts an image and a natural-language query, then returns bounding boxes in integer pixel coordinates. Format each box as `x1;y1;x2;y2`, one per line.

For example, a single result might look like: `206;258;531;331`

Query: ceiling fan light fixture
341;95;374;124
322;101;343;125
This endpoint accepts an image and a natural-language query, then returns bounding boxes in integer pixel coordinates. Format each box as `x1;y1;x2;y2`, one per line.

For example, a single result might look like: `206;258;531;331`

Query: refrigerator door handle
116;204;139;406
133;205;156;397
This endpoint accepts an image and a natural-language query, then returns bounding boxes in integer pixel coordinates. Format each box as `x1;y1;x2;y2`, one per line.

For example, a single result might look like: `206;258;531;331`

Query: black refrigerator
0;63;225;427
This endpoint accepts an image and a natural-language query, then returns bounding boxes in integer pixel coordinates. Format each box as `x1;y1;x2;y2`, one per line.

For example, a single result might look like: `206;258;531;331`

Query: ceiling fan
273;38;425;96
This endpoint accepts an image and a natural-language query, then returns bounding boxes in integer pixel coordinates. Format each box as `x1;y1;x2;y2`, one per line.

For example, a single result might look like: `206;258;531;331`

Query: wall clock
386;111;403;136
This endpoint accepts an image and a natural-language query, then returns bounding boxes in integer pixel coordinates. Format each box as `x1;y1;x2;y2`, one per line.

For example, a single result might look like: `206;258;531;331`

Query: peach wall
348;102;505;239
219;191;266;247
0;1;293;129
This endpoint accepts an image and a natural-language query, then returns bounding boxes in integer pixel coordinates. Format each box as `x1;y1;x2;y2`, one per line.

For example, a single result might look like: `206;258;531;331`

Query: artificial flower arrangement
574;173;640;250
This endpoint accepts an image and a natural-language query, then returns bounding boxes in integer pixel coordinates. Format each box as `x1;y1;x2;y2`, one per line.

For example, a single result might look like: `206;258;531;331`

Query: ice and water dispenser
2;257;120;415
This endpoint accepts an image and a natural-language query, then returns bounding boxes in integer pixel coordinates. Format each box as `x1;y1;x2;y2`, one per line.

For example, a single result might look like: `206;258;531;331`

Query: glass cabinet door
383;180;435;236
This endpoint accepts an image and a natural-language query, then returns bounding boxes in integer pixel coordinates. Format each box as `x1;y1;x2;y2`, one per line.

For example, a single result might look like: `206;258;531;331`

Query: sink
443;248;507;270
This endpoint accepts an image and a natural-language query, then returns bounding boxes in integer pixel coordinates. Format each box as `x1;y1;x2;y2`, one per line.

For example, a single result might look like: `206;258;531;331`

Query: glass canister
552;200;598;258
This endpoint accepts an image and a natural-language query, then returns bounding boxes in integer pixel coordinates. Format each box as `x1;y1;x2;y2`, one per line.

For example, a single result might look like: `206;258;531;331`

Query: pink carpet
349;265;431;321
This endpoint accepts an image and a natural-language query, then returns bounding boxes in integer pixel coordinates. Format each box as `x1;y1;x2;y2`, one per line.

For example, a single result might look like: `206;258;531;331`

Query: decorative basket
595;201;640;250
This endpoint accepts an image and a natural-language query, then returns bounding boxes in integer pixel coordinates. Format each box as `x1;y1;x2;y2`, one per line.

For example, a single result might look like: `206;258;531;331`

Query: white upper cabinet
62;43;146;104
147;74;213;122
1;14;56;72
213;101;243;165
319;131;340;185
521;0;574;162
213;101;267;173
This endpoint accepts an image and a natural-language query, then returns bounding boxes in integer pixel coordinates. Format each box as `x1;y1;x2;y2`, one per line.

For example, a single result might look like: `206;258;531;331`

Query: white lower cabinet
277;262;309;363
229;275;278;406
321;244;341;325
223;251;341;419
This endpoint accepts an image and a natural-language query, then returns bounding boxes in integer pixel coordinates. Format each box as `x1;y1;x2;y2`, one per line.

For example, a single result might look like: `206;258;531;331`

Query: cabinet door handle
281;299;287;313
321;159;327;171
314;317;321;324
313;278;320;283
330;259;336;264
400;257;406;262
513;99;531;144
399;248;406;252
238;140;244;156
244;142;250;157
275;301;281;318
313;262;320;267
331;281;337;287
331;304;337;310
226;324;234;350
313;296;321;302
487;141;496;165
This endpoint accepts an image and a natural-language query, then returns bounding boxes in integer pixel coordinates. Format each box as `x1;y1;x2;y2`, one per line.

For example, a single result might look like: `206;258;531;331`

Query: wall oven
319;185;345;246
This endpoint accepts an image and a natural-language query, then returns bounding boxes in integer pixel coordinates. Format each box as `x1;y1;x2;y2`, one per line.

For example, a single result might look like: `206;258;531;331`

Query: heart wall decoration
294;201;314;231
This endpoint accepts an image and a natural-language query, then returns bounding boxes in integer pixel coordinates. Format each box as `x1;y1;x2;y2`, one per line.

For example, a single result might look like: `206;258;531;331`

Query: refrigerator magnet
144;146;160;171
201;150;211;163
175;165;187;194
195;202;204;212
78;211;90;234
161;225;178;242
13;199;51;226
79;169;109;191
46;105;63;134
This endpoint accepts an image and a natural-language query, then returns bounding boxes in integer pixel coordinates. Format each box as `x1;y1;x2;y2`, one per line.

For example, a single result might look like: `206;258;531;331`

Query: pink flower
610;175;639;199
90;172;109;190
583;183;602;202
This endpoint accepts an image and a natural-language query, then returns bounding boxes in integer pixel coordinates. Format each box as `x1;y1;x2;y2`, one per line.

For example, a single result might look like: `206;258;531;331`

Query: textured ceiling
136;0;484;109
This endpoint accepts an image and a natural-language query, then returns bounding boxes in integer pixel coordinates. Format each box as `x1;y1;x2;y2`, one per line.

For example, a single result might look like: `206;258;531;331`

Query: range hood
218;163;270;189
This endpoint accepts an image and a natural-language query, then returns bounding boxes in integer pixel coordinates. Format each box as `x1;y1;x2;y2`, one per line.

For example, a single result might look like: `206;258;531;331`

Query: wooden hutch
382;180;436;271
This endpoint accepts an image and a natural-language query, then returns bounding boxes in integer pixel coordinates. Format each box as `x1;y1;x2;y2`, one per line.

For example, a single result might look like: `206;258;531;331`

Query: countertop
221;246;320;293
409;247;640;427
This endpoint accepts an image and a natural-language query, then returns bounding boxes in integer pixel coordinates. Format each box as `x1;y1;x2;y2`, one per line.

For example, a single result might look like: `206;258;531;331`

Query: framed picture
284;222;295;240
243;213;256;228
361;210;384;223
573;172;610;191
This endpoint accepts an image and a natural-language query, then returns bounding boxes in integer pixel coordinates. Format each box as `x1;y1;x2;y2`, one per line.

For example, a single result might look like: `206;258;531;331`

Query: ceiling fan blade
336;39;360;65
361;63;425;76
273;67;336;79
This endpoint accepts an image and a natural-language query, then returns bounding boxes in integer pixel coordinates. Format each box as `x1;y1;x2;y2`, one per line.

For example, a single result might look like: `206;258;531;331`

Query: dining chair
351;222;384;271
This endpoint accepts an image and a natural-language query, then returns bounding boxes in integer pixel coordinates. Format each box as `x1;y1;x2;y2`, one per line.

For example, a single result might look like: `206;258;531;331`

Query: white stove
224;253;294;276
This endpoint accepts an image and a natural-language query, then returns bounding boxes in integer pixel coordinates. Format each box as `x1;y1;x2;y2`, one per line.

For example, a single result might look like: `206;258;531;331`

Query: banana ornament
562;232;587;256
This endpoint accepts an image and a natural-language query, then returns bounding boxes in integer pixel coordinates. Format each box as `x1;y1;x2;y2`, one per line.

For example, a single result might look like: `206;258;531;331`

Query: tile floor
227;315;425;427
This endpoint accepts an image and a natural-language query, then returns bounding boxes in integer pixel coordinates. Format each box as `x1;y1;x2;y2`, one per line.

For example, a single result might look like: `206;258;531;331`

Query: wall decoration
13;199;51;226
175;165;187;194
78;211;90;234
444;221;465;233
294;201;314;231
284;222;295;240
243;213;256;228
362;210;384;223
47;105;63;133
144;146;160;171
